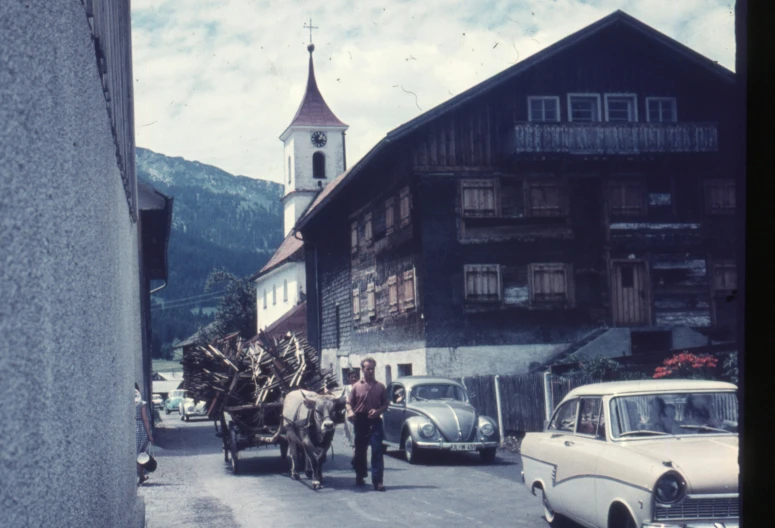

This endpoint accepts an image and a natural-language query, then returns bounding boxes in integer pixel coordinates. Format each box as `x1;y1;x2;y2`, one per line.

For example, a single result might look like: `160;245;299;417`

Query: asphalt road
139;412;553;528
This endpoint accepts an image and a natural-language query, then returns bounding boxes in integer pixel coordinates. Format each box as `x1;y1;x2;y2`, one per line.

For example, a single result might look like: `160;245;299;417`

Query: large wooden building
294;11;739;384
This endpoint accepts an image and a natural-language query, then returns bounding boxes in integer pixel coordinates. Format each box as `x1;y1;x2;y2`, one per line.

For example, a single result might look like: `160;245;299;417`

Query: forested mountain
136;147;284;357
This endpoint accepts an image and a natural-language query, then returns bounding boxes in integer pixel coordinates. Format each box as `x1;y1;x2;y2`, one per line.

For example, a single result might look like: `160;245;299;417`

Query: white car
520;379;738;528
180;397;208;422
151;394;163;409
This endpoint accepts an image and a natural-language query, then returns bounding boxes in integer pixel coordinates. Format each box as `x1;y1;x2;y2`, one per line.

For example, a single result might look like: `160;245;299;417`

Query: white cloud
131;0;735;184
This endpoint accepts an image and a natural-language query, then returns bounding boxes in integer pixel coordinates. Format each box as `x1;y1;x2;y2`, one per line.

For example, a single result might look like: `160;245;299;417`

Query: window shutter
464;264;501;302
461;179;498;217
385;198;395;235
609;181;645;216
351;222;358;254
367;281;376;318
387;275;398;313
352;286;360;320
529;263;572;305
399;187;411;227
402;269;416;311
364;213;373;244
526;180;564;217
706;180;735;214
713;263;736;291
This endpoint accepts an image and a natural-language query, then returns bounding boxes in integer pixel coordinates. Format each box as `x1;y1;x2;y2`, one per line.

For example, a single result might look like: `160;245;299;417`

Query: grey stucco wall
1;2;144;527
426;344;569;378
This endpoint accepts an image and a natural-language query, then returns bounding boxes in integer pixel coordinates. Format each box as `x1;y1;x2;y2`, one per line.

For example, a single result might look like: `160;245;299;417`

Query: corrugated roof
294;10;735;232
281;45;347;137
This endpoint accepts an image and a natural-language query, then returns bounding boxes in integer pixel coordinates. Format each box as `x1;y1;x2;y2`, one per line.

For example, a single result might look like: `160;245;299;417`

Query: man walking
346;357;388;491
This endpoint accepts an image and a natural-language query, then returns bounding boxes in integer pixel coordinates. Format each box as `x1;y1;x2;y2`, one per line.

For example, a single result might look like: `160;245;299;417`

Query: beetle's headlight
420;423;436;438
480;422;495;437
655;473;685;504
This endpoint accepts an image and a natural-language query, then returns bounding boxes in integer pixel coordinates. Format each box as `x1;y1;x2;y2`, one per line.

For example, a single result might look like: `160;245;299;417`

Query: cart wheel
230;426;241;474
221;417;230;462
280;440;288;461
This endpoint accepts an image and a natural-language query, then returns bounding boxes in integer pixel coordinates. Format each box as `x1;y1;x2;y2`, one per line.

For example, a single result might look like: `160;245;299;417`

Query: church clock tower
279;42;348;237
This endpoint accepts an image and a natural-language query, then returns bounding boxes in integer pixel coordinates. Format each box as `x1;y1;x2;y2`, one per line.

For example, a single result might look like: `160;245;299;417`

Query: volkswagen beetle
382;376;500;464
163;389;187;414
520;379;739;528
180;397;209;421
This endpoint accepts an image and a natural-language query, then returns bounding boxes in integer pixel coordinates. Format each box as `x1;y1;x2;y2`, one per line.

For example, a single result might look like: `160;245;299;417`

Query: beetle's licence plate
450;443;477;451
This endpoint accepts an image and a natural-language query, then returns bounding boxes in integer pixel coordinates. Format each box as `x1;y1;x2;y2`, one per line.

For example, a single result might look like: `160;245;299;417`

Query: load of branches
180;329;338;431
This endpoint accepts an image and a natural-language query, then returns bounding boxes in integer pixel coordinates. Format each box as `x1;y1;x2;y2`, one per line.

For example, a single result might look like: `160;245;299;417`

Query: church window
313;152;326;179
283;279;288;302
272;284;276;305
288;157;292;184
263;289;267;309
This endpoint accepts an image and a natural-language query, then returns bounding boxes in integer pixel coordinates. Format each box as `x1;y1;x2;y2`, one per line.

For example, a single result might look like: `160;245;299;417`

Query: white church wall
255;262;304;331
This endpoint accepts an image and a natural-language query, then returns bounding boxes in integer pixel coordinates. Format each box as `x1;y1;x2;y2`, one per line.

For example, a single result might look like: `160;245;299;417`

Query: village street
139;414;556;528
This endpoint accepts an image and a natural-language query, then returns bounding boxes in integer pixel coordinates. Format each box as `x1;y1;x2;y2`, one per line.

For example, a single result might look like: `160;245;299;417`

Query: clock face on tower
311;131;327;148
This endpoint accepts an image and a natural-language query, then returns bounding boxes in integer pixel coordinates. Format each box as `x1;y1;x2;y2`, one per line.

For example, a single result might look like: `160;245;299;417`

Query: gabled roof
251;230;305;281
295;10;735;232
280;44;347;139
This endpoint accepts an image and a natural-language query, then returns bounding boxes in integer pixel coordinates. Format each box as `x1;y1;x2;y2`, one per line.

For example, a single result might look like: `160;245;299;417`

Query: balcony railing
506;122;718;156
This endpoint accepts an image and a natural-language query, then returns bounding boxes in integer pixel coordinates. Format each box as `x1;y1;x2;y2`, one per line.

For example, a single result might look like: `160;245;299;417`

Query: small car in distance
151;394;163;409
520;379;739;528
163;389;187;414
180;397;208;421
382;376;500;464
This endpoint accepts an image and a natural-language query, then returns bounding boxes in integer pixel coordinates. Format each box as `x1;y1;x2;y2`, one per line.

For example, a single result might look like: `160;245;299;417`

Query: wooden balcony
505;122;718;156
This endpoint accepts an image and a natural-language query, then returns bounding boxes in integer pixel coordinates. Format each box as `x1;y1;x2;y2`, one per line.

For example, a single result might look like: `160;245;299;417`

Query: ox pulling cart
181;330;338;475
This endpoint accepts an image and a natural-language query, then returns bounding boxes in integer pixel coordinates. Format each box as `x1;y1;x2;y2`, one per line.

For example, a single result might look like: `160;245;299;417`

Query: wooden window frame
604;93;638;123
461;178;500;217
528;263;575;307
712;261;737;293
704;179;736;215
351;222;358;254
608;179;647;217
385;197;395;235
400;269;417;312
527;96;561;123
464;264;502;303
645;97;678;123
352;286;361;321
387;275;399;314
399;187;412;228
524;177;567;217
567;93;602;123
367;281;376;319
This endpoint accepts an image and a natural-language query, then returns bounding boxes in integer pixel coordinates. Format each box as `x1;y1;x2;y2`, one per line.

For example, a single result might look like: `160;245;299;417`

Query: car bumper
643;521;738;528
414;440;499;451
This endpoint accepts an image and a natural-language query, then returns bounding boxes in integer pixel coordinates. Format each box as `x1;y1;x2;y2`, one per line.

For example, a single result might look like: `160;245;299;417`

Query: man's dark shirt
347;379;388;416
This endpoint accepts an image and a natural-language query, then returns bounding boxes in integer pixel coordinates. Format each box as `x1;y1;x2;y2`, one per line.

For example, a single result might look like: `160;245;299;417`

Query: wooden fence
455;372;598;434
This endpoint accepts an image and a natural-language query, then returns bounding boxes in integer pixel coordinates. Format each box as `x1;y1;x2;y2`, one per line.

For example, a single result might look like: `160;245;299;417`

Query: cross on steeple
303;18;318;44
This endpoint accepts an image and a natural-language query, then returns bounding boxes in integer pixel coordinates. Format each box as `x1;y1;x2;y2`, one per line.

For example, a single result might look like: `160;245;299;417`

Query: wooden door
611;261;650;326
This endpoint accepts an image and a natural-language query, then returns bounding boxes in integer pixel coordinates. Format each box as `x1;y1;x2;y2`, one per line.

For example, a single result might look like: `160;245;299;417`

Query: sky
131;0;735;185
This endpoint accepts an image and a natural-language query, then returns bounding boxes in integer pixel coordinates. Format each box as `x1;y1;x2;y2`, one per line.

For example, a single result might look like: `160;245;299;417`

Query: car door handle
564;440;574;447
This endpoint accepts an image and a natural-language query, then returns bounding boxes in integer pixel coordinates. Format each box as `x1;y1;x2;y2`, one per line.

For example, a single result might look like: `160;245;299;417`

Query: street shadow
385;450;517;467
138;482;180;488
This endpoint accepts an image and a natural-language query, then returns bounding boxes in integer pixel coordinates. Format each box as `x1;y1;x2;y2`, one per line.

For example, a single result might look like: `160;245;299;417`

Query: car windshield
610;391;738;438
409;384;467;402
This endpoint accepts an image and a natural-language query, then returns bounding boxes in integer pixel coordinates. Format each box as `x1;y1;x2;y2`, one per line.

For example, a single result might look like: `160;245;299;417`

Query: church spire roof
284;44;347;131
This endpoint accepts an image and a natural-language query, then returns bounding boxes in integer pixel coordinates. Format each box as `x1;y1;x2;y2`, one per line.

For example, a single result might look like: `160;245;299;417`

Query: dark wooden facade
300;12;738;370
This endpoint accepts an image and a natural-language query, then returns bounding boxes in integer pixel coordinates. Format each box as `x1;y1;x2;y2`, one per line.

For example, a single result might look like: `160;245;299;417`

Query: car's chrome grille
655;497;739;520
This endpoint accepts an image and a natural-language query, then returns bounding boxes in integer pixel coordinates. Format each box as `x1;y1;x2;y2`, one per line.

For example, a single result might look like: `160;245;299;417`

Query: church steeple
281;43;347;136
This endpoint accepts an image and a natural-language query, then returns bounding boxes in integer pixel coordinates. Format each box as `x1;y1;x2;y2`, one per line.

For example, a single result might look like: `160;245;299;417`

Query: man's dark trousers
353;414;384;485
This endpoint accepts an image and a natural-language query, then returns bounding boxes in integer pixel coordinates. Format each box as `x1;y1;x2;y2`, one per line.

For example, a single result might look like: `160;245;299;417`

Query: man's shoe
355;477;366;486
374;483;386;492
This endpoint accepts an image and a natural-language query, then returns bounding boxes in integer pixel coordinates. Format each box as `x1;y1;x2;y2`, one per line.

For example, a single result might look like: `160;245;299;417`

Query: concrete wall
255;262;304;331
1;2;144;526
426;344;569;378
332;349;429;385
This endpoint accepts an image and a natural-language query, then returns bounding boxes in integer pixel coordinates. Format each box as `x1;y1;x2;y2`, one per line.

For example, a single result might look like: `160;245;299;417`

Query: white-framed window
464;264;502;303
528;96;560;122
604;93;638;122
645;97;677;123
387;275;398;314
528;263;574;306
461;179;499;217
283;279;288;302
567;93;601;123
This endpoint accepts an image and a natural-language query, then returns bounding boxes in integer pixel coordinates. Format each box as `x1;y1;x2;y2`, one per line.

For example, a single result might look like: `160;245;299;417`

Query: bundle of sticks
180;330;339;430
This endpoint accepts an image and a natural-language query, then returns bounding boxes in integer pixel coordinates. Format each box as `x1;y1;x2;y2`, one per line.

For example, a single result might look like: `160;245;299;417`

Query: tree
203;268;257;341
